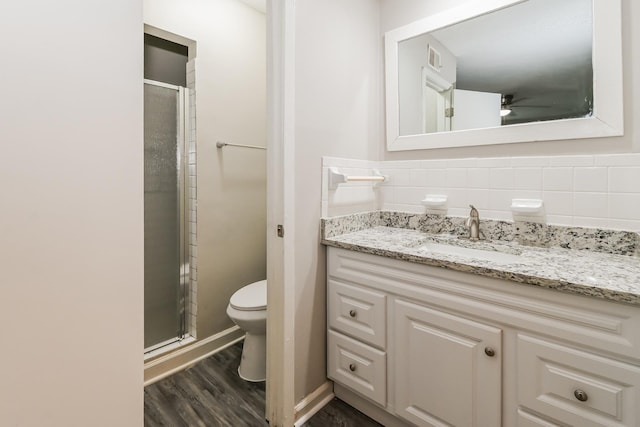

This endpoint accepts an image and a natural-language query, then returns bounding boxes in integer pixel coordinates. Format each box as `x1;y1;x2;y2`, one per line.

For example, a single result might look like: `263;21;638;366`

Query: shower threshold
144;335;196;361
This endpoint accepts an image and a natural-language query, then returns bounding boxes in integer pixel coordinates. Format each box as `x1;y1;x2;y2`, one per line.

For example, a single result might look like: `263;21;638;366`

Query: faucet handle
469;204;479;218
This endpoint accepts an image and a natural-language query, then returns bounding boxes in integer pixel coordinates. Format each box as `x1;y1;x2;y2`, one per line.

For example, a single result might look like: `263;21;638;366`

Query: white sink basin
419;242;524;264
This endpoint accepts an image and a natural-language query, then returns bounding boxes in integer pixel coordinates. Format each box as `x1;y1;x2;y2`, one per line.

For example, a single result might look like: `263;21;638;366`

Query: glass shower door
144;80;189;351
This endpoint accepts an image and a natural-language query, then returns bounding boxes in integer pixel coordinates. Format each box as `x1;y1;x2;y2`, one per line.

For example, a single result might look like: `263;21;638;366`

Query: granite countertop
322;221;640;306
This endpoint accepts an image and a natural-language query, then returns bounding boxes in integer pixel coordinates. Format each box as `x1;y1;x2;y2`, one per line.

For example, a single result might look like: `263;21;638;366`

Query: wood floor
144;341;382;426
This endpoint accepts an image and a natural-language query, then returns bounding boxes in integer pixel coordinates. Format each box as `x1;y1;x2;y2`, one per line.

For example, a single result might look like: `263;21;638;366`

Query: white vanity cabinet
326;247;640;427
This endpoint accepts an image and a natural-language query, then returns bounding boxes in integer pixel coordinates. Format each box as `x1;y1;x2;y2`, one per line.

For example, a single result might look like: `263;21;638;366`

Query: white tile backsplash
385;160;420;169
322;153;640;231
609;218;640;231
609;167;640;193
511;156;550;167
445;168;468;188
511;189;543;201
542;191;573;216
410;169;428;187
488;189;513;211
395;187;425;206
446;188;468;209
389;169;411;186
514;168;543;190
468;168;490;189
379;186;394;206
467;188;490;209
489;168;515;189
476;157;511;168
574;167;608;192
546;214;573;225
446;158;478;168
595;154;640;166
573;192;608;218
573;216;610;228
483;210;513;221
424;169;447;187
609;193;640;220
420;159;448;169
543;168;573;191
549;155;594;167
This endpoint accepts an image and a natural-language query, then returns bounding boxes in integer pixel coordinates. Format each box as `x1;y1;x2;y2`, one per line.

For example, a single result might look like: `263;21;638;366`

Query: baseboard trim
144;325;244;386
293;381;334;427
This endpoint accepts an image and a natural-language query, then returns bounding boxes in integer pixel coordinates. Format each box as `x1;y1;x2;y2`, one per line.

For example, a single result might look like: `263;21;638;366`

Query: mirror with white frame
385;0;623;151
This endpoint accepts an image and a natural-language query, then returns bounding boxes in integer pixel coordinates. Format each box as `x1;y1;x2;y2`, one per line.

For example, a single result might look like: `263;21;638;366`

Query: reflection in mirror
398;0;593;136
385;0;622;151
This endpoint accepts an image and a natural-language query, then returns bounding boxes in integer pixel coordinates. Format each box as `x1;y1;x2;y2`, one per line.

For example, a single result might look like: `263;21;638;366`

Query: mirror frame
385;0;623;151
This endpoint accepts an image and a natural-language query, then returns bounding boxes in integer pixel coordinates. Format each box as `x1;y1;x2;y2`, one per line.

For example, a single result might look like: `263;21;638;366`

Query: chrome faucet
466;205;480;240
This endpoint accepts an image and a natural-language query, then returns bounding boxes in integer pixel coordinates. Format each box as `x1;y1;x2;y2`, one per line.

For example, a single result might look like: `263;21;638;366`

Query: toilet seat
229;280;267;311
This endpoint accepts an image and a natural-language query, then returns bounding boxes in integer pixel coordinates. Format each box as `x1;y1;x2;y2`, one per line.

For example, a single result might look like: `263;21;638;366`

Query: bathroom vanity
323;213;640;427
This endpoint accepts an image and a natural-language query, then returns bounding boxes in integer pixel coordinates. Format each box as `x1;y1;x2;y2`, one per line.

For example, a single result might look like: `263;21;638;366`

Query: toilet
226;279;267;382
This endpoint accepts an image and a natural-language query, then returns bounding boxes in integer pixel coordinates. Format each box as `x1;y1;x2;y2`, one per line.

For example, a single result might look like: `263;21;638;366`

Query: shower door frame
143;79;191;354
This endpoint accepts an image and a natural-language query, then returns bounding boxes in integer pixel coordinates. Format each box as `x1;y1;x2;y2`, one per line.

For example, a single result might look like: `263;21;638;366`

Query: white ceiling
431;0;593;122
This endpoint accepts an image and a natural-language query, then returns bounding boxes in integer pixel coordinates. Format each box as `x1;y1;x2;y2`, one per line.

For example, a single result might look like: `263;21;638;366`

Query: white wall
380;0;640;160
0;1;143;425
294;0;381;402
144;0;267;355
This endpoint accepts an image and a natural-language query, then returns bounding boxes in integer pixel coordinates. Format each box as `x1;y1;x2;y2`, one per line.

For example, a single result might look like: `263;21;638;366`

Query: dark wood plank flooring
301;397;382;427
144;341;382;426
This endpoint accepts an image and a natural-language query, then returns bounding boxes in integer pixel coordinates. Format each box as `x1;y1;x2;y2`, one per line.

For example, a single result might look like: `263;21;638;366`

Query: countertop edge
322;238;640;307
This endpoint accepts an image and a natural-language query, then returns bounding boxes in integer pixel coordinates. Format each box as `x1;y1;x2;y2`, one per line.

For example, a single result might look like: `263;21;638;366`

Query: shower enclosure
144;79;190;352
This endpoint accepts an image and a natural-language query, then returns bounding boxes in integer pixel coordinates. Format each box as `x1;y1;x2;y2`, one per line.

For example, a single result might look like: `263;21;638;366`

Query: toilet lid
230;280;267;311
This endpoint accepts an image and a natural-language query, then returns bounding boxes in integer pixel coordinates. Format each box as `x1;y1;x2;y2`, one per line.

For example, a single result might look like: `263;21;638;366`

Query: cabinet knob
574;389;588;402
484;347;496;357
349;309;357;318
349;363;357;372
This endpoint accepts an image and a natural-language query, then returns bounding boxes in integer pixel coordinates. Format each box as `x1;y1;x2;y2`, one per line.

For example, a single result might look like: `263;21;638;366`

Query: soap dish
510;199;544;215
422;195;448;209
511;199;545;223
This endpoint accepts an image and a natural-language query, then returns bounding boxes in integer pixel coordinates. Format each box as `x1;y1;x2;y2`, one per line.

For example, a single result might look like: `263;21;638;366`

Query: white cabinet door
394;299;502;427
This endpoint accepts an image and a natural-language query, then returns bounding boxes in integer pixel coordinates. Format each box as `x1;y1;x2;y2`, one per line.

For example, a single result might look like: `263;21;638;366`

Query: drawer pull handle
349;363;357;372
484;347;496;357
349;310;357;318
574;389;588;402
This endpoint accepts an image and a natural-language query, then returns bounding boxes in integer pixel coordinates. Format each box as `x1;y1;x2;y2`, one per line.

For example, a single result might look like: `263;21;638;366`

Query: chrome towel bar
216;141;266;150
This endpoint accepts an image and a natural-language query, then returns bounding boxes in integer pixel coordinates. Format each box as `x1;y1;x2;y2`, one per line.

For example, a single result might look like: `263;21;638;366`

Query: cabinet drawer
517;334;640;427
328;330;386;407
328;279;386;349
